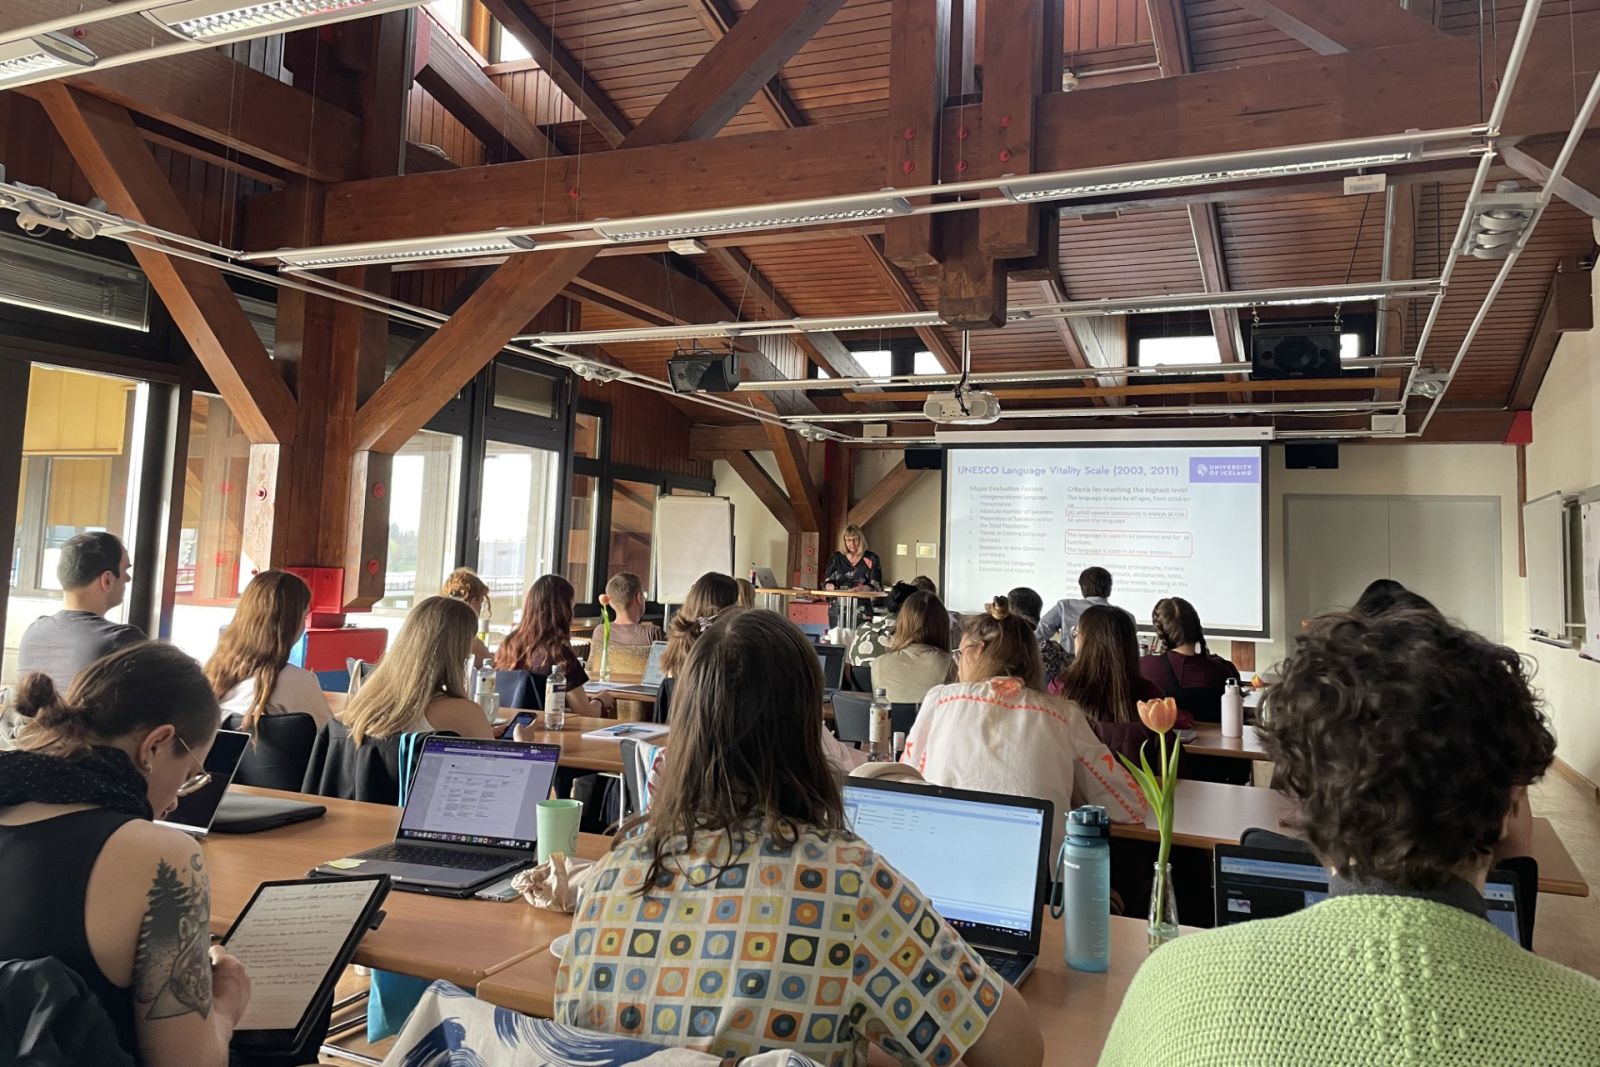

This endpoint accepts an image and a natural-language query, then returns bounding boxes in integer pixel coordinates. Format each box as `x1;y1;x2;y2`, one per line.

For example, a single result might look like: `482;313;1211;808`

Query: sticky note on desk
325;858;365;870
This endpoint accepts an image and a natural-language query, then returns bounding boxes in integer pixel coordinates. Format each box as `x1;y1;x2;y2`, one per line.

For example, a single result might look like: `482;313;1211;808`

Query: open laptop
842;777;1052;986
606;640;669;697
1213;844;1525;946
312;736;561;897
753;566;781;589
815;643;846;699
158;728;250;837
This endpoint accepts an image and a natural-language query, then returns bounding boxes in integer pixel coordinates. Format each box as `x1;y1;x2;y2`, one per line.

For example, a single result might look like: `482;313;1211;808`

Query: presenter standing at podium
823;524;883;629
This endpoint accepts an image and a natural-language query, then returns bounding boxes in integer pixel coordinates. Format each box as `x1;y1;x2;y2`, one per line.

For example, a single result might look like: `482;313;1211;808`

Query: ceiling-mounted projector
924;389;1001;425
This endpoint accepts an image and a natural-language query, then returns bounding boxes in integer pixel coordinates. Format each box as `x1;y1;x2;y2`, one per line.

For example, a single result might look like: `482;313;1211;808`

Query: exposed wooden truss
414;10;558;161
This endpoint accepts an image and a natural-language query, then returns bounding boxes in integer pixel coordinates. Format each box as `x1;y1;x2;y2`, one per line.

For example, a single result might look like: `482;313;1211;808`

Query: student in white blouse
204;570;330;730
902;595;1147;854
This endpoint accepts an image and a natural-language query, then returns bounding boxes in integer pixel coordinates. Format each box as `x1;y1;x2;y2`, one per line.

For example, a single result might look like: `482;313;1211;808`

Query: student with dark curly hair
1101;609;1600;1066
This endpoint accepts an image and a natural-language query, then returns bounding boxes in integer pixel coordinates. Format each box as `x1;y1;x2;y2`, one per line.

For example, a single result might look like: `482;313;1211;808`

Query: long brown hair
890;591;952;653
1151;596;1208;655
204;570;312;732
961;595;1042;688
344;596;475;743
1059;604;1142;724
631;608;845;893
16;642;218;756
660;572;741;677
495;574;580;675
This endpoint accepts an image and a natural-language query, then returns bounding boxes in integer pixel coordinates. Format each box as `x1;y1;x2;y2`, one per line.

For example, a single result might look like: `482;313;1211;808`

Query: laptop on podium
842;777;1052;985
313;735;560;897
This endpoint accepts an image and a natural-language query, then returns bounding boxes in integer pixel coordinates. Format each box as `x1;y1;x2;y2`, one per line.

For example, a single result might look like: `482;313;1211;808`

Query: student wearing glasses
1101;610;1600;1065
0;643;255;1067
557;607;1044;1066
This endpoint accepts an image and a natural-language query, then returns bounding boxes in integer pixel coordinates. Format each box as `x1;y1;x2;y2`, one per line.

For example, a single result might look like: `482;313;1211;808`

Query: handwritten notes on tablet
226;881;380;1032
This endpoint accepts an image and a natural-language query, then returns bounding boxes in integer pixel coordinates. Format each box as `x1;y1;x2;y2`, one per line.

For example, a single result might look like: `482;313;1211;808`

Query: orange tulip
598;594;611;606
1138;696;1179;734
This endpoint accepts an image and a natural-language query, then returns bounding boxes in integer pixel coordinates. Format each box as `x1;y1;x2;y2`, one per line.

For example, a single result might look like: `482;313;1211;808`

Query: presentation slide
943;445;1266;636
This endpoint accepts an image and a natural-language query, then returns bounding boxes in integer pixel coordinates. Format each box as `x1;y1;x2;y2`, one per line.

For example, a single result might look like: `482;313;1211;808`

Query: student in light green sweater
1101;608;1600;1067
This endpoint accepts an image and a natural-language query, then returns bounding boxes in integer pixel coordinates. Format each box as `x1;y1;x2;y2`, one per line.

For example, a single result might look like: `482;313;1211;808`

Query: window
1138;335;1221;367
852;350;894;377
574;412;603;460
379;430;463;613
913;350;943;375
566;473;599;600
494;21;531;62
478;441;561;638
1340;333;1362;360
169;394;251;665
429;0;465;33
607;479;658;585
5;366;148;684
494;363;558;418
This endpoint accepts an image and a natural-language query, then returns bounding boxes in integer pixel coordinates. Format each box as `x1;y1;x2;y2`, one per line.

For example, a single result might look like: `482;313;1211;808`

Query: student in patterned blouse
556;608;1043;1067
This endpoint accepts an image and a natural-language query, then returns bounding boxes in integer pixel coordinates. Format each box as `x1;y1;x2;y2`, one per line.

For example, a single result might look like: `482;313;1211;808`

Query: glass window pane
566;473;598;600
913;350;943;375
608;479;658;590
6;366;146;685
496;23;531;61
380;430;463;613
1139;335;1221;367
479;441;561;640
493;363;558;418
169;395;256;664
1340;332;1362;360
850;350;893;377
574;412;603;460
429;0;463;31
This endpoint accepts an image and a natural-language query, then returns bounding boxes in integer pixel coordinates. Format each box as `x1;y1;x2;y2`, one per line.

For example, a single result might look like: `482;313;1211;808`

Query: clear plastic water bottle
866;688;893;762
474;670;499;724
545;663;567;730
1054;805;1111;973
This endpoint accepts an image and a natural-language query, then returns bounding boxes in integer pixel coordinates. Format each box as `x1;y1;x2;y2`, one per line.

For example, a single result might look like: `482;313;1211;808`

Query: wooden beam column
883;0;950;269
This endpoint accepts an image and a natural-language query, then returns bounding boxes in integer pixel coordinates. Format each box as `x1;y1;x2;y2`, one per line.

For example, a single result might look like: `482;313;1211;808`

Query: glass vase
1148;861;1180;950
598;633;611;682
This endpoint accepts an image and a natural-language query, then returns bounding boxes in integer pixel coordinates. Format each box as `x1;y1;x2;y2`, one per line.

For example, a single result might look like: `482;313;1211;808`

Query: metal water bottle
1221;677;1244;738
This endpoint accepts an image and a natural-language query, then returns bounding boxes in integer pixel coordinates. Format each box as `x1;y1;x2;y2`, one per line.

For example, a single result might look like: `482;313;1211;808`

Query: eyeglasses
1069;627;1080;641
173;736;212;798
955;640;983;660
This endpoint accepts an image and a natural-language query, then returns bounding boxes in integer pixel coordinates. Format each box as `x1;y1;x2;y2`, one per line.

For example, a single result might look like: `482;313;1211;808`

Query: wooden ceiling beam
571;256;738;327
883;0;951;269
754;399;824;532
629;0;845;146
683;0;808;130
725;450;801;534
323;25;1600;245
477;0;634;146
37;85;296;444
847;461;924;529
689;422;774;456
857;235;962;372
414;12;559;161
1227;0;1446;54
1503;137;1600;221
1507;268;1594;411
705;246;869;378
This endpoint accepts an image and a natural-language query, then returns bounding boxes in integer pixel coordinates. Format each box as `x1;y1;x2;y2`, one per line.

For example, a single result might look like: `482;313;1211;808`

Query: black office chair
0;958;136;1066
345;657;376;695
850;663;874;693
301;719;455;805
222;712;320;792
618;738;645;820
815;644;847;691
495;669;546;711
831;692;872;745
889;702;919;735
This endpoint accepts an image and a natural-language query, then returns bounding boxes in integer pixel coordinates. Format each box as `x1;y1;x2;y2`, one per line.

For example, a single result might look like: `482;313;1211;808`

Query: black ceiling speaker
905;447;944;471
667;349;740;393
1250;326;1342;380
1285;442;1339;469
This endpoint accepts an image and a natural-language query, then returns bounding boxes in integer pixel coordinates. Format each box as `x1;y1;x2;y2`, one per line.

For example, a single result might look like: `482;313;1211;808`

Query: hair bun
12;672;79;730
988;595;1011;620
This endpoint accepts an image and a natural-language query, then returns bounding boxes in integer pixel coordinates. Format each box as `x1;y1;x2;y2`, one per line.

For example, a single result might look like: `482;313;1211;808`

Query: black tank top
0;807;141;1056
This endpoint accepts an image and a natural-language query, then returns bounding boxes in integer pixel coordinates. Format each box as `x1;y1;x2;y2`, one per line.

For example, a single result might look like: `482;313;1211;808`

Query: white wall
1514;266;1600;785
713;454;791;581
854;450;943;587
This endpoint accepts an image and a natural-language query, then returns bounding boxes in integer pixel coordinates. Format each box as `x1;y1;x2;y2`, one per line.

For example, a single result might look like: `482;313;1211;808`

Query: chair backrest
301;718;453;805
831;691;873;745
222;712;320;791
495;669;546;711
850;663;875;693
889;702;919;736
618;738;643;820
0;958;136;1067
345;658;377;697
814;643;846;689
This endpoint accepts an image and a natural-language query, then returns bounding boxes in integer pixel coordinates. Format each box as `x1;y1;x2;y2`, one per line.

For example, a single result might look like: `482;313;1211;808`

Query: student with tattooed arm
0;643;253;1066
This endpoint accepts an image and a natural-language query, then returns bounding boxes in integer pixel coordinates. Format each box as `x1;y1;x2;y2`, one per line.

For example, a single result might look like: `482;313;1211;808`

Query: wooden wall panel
488;65;584;125
580;377;713;479
1058;209;1205;298
1219;192;1385;290
407;84;489;166
1184;0;1311;71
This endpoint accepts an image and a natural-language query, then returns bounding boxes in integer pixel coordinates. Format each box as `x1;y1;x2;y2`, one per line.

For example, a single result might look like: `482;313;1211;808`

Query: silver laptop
313;735;561;897
753;566;781;589
158;728;250;837
611;639;668;696
842;777;1052;986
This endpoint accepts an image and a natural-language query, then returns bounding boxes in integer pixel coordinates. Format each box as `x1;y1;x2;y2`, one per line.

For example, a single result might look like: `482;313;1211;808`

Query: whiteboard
653;496;734;603
1523;492;1569;642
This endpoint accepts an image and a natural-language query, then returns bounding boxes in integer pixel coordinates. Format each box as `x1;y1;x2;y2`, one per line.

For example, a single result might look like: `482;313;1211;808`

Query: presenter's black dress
823;550;884;627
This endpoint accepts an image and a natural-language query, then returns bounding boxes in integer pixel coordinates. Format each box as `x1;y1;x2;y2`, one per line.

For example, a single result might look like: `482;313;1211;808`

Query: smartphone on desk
498;711;537;739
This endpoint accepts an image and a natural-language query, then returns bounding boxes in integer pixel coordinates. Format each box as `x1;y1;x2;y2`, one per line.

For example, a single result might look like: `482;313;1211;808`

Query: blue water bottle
1052;805;1111;972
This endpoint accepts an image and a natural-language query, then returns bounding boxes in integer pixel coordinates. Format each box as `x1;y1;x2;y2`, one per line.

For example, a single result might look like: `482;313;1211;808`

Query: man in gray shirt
16;532;144;692
1035;565;1135;644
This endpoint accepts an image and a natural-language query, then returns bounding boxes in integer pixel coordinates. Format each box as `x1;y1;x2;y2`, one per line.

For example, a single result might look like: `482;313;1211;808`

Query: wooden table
1111;779;1295;850
203;787;609;988
1185;724;1270;761
1531;817;1589;897
513;715;667;773
477;911;1184;1060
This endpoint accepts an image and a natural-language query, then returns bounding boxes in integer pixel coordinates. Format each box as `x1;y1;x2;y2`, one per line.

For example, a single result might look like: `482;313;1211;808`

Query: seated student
441;567;495;667
651;572;742;723
16;531;143;692
870;590;958;705
205;570;329;731
1137;596;1239;723
1061;605;1180;763
734;577;756;608
1101;610;1600;1065
1352;576;1440;617
1034;564;1130;645
1002;586;1071;690
601;571;665;646
343;596;493;742
0;643;253;1067
847;580;920;672
902;598;1147;854
496;575;612;718
557;608;1044;1066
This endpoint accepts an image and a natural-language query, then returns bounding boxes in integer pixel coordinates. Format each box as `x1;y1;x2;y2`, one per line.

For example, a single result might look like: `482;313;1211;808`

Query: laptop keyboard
362;843;510;872
978;949;1031;985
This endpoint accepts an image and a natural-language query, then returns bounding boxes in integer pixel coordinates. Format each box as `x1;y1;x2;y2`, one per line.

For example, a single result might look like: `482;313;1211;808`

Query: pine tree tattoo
135;855;212;1020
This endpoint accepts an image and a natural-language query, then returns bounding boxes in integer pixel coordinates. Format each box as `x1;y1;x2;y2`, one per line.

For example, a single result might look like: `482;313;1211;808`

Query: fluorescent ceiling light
144;0;427;44
593;196;912;243
1000;141;1421;202
0;32;98;88
937;427;1278;444
262;231;536;270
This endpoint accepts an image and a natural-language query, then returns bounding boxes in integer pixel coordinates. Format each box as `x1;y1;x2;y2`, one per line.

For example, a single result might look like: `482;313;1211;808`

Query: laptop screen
642;641;668;687
1214;845;1521;943
158;729;250;835
815;645;845;690
842;779;1049;952
398;737;561;851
